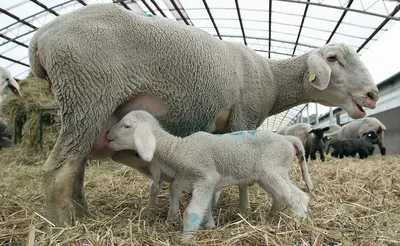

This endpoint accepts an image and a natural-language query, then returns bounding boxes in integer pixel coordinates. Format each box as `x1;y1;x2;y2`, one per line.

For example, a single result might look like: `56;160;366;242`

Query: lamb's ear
133;123;156;162
309;130;315;134
307;51;331;90
323;127;330;131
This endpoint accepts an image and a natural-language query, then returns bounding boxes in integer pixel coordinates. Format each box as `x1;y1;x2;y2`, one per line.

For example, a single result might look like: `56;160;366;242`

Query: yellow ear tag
309;73;316;82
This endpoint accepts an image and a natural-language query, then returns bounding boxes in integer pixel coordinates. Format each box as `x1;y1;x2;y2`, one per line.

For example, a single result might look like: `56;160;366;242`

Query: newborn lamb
107;110;311;241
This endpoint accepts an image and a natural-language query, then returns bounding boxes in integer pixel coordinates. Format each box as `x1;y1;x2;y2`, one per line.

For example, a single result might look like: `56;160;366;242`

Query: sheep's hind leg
258;172;293;217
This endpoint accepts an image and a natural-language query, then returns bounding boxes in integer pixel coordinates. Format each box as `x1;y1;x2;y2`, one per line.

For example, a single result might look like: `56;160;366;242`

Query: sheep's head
309;127;330;139
307;43;378;119
0;66;22;97
362;131;378;143
107;110;157;162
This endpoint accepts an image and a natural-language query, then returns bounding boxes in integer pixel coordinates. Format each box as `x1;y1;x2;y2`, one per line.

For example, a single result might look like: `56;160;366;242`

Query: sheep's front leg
43;137;89;226
239;186;250;210
181;180;216;241
71;158;89;218
376;139;386;155
319;148;325;162
211;190;221;207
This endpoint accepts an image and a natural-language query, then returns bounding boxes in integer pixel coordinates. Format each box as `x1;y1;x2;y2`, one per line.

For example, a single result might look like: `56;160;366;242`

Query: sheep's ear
307;51;331;90
323;127;330;131
133;123;156;162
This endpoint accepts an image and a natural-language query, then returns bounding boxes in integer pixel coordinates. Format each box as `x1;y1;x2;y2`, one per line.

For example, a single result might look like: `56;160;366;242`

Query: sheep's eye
5;78;9;82
124;124;131;128
327;55;337;62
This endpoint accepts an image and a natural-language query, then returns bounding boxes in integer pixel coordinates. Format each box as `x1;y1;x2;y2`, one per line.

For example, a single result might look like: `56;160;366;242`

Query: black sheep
305;127;330;162
340;131;377;159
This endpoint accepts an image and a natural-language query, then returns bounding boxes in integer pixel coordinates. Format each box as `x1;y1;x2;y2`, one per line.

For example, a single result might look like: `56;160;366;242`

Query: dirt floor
0;149;399;246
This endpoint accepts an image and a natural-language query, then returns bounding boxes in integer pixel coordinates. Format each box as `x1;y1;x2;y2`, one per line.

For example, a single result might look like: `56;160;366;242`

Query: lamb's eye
124;124;131;128
5;78;9;82
327;55;337;62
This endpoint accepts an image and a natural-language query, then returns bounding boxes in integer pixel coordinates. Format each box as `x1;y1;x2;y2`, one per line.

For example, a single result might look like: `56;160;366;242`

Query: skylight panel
241;19;269;30
218;27;243;36
273;1;305;15
7;1;43;20
303;17;336;34
298;36;327;47
271;31;299;44
206;0;236;8
201;27;217;36
330;33;365;47
243;29;269;39
272;12;304;26
240;10;269;22
271;22;300;36
301;26;331;40
239;0;270;10
180;0;204;9
213;19;241;29
307;4;344;21
190;19;214;28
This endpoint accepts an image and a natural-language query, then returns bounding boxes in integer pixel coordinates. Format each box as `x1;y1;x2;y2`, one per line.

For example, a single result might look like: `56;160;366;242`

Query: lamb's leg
202;203;216;229
227;105;258;210
376;139;386;155
238;186;250;210
167;180;184;219
211;190;221;207
319;148;325;162
258;172;293;216
310;151;317;161
181;181;216;241
305;150;309;161
148;180;161;207
287;180;309;219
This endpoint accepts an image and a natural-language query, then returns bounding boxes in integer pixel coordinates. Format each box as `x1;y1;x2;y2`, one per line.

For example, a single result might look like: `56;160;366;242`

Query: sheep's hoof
381;148;386;155
202;220;216;229
180;232;195;242
167;210;180;220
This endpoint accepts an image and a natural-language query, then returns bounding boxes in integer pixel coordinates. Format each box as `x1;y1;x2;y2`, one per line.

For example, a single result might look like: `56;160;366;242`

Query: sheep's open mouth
355;102;365;113
8;84;19;96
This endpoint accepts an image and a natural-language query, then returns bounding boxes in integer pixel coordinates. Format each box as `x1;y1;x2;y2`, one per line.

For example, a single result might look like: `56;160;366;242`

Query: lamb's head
309;127;330;139
106;110;158;162
307;43;378;119
0;66;22;97
362;131;378;144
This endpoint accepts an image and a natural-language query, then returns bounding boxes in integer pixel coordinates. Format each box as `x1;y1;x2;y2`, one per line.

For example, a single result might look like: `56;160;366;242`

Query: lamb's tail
28;37;48;80
284;136;314;194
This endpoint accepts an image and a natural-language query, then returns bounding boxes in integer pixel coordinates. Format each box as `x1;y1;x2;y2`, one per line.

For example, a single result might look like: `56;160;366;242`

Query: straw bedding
1;152;399;246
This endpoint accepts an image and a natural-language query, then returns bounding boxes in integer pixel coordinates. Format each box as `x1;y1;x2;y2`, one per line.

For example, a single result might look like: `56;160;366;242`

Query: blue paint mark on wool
144;13;153;17
213;130;259;137
190;214;202;225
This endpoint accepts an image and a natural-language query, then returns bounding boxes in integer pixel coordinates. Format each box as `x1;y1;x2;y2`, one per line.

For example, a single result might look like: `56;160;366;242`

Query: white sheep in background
28;3;380;225
106;110;311;241
277;123;314;145
0;66;22;98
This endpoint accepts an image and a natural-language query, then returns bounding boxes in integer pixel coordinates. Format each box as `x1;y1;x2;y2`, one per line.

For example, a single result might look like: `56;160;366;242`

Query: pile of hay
0;153;399;245
0;76;60;165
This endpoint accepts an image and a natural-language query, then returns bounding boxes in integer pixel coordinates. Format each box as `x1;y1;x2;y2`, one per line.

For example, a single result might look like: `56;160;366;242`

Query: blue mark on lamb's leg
247;130;257;135
190;214;202;226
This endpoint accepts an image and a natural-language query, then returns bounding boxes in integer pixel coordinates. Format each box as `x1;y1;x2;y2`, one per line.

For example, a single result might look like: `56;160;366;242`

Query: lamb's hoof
381;148;386;155
202;220;216;229
167;210;180;220
180;232;195;242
